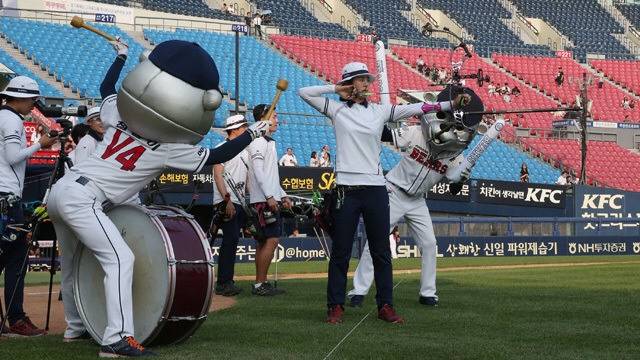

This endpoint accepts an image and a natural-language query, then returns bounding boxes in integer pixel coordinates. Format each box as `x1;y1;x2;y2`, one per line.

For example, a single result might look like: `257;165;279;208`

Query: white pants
348;184;437;298
47;177;135;345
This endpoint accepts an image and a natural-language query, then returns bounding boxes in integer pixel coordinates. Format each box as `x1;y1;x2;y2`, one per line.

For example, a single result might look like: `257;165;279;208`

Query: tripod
40;132;73;332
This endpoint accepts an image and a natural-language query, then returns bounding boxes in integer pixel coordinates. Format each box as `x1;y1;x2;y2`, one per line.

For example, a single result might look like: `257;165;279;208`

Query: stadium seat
493;53;640;122
511;0;632;61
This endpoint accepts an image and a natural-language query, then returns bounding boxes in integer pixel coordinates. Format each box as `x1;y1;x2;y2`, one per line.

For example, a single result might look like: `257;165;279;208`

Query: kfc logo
525;188;563;204
581;194;623;210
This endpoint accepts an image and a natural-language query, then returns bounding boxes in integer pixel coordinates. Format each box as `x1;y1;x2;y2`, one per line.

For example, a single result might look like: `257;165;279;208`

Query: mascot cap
148;40;220;91
436;85;483;127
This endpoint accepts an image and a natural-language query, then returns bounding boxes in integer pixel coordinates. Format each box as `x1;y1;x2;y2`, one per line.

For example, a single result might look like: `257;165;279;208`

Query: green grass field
2;256;640;359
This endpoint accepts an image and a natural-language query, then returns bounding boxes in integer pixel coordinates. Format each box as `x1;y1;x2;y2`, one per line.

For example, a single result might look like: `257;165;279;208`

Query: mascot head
117;40;223;144
421;85;484;160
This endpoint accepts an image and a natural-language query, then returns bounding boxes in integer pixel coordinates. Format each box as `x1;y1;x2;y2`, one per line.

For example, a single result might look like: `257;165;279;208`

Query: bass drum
73;205;214;346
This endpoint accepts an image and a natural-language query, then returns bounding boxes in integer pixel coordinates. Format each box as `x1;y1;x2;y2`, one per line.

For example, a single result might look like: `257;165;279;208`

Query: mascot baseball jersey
70;94;210;205
385;124;464;196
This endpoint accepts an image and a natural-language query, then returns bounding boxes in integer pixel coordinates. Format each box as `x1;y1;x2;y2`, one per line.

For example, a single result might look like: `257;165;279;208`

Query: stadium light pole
578;72;590;185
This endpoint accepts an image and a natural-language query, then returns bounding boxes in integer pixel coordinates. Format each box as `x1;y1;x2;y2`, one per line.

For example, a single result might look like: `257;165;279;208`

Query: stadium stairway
589;59;640;98
0;35;70;98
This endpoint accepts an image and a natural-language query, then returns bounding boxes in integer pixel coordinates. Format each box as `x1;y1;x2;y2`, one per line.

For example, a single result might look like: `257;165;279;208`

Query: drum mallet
261;79;288;123
70;16;116;41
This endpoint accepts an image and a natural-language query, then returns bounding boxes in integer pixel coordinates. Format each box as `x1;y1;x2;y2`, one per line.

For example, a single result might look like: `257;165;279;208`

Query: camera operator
71;107;103;164
0;76;56;336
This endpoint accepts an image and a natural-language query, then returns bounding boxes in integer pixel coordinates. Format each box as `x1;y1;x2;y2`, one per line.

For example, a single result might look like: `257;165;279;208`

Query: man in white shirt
252;14;263;38
247;104;292;296
212;114;249;297
0;76;55;336
556;170;568;185
278;147;298;167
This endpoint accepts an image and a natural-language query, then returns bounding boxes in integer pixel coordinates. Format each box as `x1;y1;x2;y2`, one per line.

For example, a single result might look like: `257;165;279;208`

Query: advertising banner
574;186;640;236
476;180;566;208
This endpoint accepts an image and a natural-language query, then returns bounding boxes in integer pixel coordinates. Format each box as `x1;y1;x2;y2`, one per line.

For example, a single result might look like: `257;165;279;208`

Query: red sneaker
326;305;344;324
9;317;46;337
377;304;404;324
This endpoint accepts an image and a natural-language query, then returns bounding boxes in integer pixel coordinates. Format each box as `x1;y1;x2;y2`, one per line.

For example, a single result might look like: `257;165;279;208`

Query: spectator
309;151;320;167
555;67;564;86
227;3;234;14
623;115;631;123
511;86;521;97
520;162;529;183
290;228;301;237
622;97;631;110
487;83;497;96
416;55;425;73
437;67;447;84
597;77;604;89
278;147;298;167
498;82;511;95
252;13;263;38
222;3;228;12
556;170;568;185
319;144;330;159
389;226;400;259
244;11;252;35
319;151;331;167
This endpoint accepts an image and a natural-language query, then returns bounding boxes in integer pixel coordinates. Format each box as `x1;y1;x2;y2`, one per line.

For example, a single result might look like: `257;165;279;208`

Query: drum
72;205;214;346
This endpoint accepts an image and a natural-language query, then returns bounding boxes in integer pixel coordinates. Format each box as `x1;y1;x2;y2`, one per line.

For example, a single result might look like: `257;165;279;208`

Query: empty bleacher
521;138;640;191
510;0;631;61
270;35;433;104
88;0;242;22
253;0;351;39
493;53;640;122
343;0;448;47
417;0;552;57
0;47;62;97
0;17;144;98
590;59;640;98
616;2;640;28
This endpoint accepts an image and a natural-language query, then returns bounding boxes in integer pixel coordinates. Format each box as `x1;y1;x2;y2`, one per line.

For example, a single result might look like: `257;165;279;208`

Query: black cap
148;40;220;91
252;103;274;121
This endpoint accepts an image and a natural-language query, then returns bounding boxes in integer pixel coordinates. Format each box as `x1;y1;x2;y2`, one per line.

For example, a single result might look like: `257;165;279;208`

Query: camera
35;99;87;118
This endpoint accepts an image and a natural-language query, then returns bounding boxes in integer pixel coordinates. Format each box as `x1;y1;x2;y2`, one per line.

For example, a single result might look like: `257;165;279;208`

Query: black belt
336;185;380;192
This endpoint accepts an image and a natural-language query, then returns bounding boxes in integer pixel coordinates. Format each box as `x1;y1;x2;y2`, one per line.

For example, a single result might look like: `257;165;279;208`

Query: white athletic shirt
298;85;450;186
68;95;210;205
0;107;39;195
385;125;464;197
70;133;100;165
212;140;249;205
247;136;286;204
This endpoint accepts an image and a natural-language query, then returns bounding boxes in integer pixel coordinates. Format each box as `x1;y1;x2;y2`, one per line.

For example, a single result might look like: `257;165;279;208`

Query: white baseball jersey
68;95;210;204
247;136;286;204
0;107;29;195
212;140;249;205
385;125;464;196
70;133;100;165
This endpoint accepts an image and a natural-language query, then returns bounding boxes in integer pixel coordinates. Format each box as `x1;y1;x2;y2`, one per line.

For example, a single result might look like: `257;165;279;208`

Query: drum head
73;205;171;344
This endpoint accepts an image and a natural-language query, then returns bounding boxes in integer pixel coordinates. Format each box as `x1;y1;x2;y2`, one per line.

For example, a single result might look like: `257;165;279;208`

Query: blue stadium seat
0;47;62;97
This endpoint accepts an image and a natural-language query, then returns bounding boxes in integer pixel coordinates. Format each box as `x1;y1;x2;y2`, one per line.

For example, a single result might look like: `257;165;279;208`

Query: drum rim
71;204;176;345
